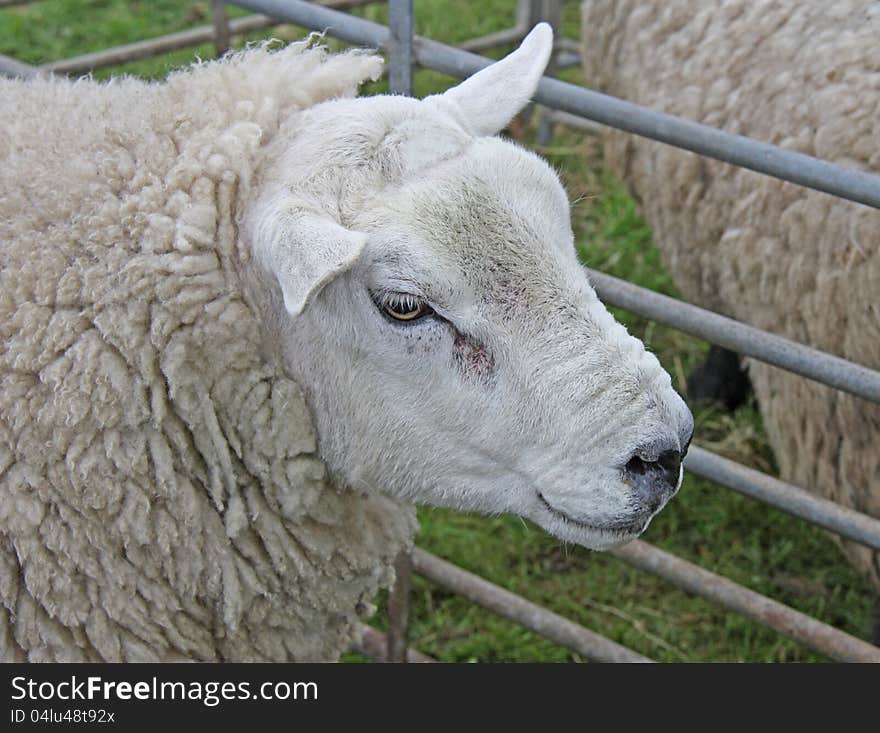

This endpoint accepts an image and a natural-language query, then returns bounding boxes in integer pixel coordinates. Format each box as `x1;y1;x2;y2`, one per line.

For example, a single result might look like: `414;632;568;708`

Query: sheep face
244;26;693;550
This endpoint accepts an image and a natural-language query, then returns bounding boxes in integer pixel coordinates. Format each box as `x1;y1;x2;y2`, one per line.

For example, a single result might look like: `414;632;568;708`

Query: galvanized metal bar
610;540;880;662
554;51;581;69
352;623;436;663
36;2;374;75
0;53;39;78
383;0;415;664
41;14;278;74
518;71;880;212
586;269;880;405
687;445;880;551
229;0;880;209
231;0;387;46
516;0;543;30
412;548;653;662
387;0;413;96
557;37;581;55
457;27;527;53
545;109;602;134
554;37;581;70
212;0;232;57
535;0;561;146
386;550;413;663
314;0;379;8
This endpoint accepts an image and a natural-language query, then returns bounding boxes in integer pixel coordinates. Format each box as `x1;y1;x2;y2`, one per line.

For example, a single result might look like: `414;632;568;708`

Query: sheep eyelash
371;289;436;323
382;292;421;312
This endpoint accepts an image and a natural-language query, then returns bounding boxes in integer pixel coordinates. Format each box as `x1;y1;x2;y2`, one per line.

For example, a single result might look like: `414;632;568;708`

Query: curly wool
0;41;416;662
580;0;880;585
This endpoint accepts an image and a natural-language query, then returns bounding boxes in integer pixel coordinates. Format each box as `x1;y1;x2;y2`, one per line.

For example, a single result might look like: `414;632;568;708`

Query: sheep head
242;25;694;550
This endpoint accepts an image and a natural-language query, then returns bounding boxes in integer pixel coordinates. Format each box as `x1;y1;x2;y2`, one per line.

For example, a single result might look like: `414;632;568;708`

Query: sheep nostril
623;448;683;512
625;450;681;485
624;454;650;476
658;449;682;481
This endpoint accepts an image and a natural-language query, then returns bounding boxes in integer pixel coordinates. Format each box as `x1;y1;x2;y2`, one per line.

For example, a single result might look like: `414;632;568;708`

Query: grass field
1;0;873;662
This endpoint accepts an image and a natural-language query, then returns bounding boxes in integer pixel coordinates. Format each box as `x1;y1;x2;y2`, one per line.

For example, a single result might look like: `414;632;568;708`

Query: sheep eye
377;292;433;322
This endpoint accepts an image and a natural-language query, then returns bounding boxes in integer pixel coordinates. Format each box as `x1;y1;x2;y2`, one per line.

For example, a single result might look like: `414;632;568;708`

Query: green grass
3;0;873;662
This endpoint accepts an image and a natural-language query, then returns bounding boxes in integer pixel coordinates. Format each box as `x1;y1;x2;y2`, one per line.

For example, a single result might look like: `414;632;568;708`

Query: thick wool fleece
580;0;880;585
0;41;416;662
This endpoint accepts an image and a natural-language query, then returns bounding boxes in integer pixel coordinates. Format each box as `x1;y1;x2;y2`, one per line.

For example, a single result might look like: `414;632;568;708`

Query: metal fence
3;0;880;663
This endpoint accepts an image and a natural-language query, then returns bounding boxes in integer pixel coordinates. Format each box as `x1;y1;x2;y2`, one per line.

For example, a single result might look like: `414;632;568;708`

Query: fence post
212;0;232;57
535;0;560;145
387;0;414;96
384;0;415;664
514;0;541;129
386;551;414;663
516;0;543;30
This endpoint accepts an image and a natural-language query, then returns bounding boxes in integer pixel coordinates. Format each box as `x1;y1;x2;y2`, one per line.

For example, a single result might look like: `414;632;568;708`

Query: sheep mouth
537;493;646;537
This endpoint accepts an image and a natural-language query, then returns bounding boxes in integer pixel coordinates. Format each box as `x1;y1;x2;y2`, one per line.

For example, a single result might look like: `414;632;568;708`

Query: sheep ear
258;213;367;318
432;23;553;136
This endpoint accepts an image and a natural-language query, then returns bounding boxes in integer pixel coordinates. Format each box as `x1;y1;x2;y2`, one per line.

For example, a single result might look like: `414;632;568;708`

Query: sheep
579;0;880;626
0;25;693;662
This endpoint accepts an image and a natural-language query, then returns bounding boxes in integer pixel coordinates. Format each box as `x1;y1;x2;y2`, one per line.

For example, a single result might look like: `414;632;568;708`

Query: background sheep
1;24;694;662
579;0;880;624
